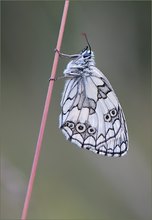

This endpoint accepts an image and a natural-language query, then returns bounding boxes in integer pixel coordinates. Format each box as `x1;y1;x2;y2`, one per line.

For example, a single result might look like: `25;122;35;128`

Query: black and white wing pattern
59;46;129;157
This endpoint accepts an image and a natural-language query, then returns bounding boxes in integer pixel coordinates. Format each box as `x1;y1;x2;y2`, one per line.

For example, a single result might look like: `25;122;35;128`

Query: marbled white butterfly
57;34;128;157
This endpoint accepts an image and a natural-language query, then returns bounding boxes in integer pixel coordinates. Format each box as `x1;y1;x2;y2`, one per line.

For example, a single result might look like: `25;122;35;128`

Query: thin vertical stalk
21;1;70;219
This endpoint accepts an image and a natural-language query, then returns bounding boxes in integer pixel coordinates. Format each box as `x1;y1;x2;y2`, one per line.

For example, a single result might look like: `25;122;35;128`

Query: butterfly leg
49;75;74;81
49;75;67;81
54;48;79;59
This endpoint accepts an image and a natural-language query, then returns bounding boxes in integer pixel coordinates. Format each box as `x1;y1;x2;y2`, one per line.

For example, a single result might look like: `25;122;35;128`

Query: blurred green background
1;1;151;220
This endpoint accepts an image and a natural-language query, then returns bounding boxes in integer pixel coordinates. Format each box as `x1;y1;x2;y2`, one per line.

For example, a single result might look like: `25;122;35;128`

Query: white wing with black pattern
59;46;128;157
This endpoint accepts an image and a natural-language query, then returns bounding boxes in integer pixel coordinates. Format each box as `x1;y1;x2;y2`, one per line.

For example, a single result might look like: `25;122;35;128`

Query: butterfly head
77;45;95;67
79;34;95;66
81;46;91;58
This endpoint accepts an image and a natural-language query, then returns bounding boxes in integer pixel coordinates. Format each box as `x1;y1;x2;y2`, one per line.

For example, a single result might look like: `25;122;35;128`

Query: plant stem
21;1;70;219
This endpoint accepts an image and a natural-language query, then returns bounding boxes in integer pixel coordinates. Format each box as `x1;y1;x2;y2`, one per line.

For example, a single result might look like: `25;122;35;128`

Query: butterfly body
59;46;128;157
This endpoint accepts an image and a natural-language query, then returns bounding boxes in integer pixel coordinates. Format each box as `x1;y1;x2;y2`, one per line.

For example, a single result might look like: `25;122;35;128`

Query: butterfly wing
59;67;128;157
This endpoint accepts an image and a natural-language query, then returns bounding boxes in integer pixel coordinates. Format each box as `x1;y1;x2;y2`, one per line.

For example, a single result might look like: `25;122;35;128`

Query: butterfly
58;35;129;157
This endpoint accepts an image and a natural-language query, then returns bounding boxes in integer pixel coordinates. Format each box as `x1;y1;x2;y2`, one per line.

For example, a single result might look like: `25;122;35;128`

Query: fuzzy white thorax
64;49;95;77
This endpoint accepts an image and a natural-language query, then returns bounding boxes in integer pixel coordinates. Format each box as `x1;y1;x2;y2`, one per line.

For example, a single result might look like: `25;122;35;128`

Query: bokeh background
1;1;151;220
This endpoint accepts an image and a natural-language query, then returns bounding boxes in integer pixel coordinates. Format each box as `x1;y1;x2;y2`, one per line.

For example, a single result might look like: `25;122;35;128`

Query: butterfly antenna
82;33;91;53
